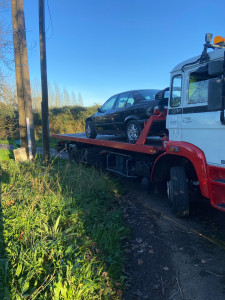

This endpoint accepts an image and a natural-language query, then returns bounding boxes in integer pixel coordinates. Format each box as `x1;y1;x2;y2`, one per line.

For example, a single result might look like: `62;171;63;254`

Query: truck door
181;63;225;167
167;74;183;141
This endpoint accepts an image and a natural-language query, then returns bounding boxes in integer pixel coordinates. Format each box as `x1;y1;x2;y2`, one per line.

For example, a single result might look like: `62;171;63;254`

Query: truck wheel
70;148;83;163
168;166;189;217
85;121;97;139
126;120;142;143
141;177;150;189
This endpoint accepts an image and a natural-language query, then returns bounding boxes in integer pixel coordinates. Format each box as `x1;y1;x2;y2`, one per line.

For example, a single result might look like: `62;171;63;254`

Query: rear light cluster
153;106;168;115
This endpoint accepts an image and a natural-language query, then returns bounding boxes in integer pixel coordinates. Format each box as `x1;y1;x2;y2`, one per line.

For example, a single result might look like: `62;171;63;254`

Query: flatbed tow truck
53;34;225;217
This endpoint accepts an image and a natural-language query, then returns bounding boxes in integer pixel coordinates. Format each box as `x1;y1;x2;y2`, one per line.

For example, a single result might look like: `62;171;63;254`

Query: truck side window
188;73;210;104
170;75;182;107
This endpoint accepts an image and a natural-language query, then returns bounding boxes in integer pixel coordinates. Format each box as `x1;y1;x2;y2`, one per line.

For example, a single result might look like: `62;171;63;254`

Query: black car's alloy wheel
126;120;142;143
85;121;97;139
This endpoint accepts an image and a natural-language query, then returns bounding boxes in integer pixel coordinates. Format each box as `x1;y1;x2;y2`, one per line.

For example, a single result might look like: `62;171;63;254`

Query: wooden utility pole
11;0;36;159
39;0;50;162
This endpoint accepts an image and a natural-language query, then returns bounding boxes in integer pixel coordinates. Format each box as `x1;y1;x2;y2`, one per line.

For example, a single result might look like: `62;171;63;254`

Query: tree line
0;75;99;141
0;75;85;111
31;79;84;111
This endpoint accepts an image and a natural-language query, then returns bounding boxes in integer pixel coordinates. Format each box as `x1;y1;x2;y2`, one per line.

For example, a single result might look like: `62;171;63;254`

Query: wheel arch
151;153;188;182
151;142;209;198
124;115;140;128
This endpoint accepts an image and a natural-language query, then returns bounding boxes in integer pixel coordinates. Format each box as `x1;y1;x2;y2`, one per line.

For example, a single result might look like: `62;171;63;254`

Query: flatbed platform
52;132;165;155
53;114;168;155
54;132;128;142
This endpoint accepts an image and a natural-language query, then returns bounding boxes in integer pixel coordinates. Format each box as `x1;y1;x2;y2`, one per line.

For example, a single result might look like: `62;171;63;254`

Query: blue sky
5;0;225;106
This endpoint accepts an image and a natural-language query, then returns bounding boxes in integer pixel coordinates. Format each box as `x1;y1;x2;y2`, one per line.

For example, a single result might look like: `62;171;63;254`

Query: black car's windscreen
133;89;159;102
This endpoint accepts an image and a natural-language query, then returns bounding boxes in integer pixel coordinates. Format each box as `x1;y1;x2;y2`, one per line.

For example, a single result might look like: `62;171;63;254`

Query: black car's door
123;91;159;121
93;95;118;133
110;92;130;132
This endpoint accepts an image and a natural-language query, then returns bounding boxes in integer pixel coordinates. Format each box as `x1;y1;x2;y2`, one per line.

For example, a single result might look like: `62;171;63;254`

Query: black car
85;89;168;143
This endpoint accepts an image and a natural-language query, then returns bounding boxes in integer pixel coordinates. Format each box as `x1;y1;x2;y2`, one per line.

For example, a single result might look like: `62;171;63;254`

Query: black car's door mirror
98;107;103;113
208;78;222;110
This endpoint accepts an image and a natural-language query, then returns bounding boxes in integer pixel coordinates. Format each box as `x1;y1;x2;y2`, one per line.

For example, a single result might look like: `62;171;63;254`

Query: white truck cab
166;34;225;212
167;48;225;167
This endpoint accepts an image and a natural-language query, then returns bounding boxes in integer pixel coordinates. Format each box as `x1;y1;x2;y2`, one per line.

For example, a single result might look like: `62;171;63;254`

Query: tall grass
0;159;128;299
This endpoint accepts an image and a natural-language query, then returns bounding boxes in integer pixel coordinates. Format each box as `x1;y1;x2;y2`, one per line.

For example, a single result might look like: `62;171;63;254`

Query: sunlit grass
0;137;56;149
0;150;14;161
0;158;128;299
0;139;15;145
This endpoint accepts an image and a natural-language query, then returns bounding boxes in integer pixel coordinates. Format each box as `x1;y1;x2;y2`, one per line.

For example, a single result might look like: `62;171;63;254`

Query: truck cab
166;34;225;212
167;48;225;165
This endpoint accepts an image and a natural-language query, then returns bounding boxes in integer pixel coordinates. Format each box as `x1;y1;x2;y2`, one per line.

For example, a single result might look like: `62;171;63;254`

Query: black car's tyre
85;121;97;139
126;120;142;143
168;166;189;217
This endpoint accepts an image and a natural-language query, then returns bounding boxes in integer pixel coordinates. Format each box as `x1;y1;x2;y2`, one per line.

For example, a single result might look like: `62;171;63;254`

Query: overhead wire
46;0;53;39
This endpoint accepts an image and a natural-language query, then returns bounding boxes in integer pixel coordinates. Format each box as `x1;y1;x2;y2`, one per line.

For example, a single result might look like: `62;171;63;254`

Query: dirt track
120;178;225;300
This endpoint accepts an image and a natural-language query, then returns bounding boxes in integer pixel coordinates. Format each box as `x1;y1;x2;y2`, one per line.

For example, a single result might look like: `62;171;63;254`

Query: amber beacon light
213;36;225;47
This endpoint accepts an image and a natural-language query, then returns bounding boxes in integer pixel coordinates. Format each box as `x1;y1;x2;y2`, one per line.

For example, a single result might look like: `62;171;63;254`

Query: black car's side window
101;96;117;112
115;93;130;109
126;95;135;107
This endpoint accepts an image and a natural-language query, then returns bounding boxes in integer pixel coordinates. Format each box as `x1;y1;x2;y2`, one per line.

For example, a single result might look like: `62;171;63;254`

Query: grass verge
0;158;128;299
0;137;56;149
0;150;14;161
0;139;16;145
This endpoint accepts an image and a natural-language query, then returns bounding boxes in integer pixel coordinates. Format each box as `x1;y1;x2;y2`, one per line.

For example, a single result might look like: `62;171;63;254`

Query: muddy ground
119;178;225;300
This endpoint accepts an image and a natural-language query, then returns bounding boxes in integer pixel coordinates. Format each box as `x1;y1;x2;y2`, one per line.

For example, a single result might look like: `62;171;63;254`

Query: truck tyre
126;120;142;143
168;166;189;217
85;121;97;139
70;147;83;163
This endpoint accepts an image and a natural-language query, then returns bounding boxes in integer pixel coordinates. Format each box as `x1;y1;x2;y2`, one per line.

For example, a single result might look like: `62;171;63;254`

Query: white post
26;117;33;160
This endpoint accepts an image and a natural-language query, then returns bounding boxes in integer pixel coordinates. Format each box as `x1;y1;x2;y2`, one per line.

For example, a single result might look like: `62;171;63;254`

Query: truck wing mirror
208;60;224;76
208;78;222;110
